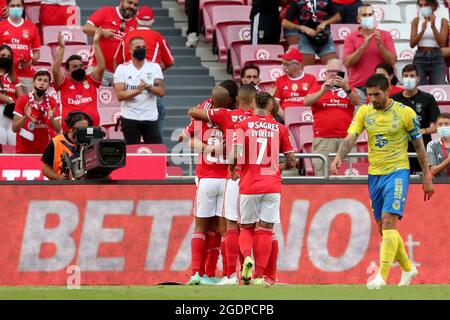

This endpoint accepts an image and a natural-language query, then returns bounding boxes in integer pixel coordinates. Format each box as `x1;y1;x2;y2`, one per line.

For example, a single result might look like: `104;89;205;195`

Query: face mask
0;56;12;69
403;77;417;90
420;7;432;18
133;47;146;61
34;88;46;98
361;16;375;30
437;126;450;138
9;7;23;18
71;68;86;82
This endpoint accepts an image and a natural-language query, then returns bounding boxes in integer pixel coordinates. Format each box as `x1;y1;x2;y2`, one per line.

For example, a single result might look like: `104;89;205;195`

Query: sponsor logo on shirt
67;95;93;105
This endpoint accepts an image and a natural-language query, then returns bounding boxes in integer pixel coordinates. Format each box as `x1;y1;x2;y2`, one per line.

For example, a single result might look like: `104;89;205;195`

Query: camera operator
41;111;92;180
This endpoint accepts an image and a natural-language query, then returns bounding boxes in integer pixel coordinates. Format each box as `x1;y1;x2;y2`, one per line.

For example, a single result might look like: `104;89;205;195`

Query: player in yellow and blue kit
331;74;434;289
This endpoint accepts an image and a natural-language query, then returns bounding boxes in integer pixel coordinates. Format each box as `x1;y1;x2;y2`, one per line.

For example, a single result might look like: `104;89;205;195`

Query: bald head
211;86;230;109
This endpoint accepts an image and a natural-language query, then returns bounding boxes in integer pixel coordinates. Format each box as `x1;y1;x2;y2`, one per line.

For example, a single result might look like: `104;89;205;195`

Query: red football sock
191;232;206;276
225;228;240;277
253;227;273;278
239;228;254;258
205;231;221;277
221;235;227;277
201;231;214;275
264;232;278;280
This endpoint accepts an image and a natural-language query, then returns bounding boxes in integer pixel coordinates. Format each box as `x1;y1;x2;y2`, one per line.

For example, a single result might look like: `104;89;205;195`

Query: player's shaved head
255;92;274;112
211;86;230;109
238;84;257;105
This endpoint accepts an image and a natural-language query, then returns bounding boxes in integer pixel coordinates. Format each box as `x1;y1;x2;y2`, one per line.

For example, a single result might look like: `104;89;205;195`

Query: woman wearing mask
0;0;41;92
0;44;24;146
410;0;448;85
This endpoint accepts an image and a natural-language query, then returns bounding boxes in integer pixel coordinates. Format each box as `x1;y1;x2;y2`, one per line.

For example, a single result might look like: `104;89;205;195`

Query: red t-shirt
55;74;101;130
13;93;61;154
0;18;41;78
309;84;355;138
233;115;294;194
87;6;137;72
0;73;21;100
274;73;318;109
115;28;174;69
183;98;228;179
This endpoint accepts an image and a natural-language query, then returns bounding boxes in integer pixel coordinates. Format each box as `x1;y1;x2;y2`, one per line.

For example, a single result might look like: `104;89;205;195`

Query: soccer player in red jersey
83;0;139;86
12;70;61;154
53;28;104;130
0;0;41;92
232;92;296;285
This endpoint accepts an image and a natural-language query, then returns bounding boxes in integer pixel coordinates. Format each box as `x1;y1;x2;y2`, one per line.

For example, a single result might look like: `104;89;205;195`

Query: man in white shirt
40;0;79;27
113;36;165;144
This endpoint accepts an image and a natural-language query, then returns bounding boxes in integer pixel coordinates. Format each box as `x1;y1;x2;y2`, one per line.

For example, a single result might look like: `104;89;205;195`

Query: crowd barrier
0;181;448;285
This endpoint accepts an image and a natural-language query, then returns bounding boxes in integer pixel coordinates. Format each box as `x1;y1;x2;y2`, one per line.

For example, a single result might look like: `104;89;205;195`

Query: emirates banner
0;183;449;285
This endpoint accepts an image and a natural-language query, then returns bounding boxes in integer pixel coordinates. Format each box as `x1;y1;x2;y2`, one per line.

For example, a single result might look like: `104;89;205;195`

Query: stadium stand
213;22;251;63
202;4;251;42
303;65;327;83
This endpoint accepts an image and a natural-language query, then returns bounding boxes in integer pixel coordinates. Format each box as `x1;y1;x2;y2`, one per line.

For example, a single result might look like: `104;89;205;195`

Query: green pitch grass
0;285;449;300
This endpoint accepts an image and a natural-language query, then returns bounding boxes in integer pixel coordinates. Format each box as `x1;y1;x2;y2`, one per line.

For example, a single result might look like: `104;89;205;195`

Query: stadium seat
98;86;121;109
214;23;251;63
297;125;314;176
62;45;91;65
43;26;88;52
418;85;450;105
284;107;314;152
303;65;327;83
258;81;275;92
439;105;450;113
233;44;284;80
330;24;358;43
372;5;402;23
200;0;244;10
24;3;40;25
377;23;411;42
337;162;369;176
394;42;416;61
257;64;284;83
36;46;54;66
99;107;121;127
203;5;251;42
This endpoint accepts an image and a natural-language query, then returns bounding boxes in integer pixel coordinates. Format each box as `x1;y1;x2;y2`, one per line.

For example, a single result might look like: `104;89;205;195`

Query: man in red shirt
83;0;139;86
232;92;296;285
52;28;104;130
274;48;318;119
304;58;359;176
12;70;61;154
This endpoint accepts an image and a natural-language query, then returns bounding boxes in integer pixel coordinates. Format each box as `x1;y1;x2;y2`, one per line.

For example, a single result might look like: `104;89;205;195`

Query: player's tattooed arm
330;133;358;175
412;138;434;200
280;152;297;171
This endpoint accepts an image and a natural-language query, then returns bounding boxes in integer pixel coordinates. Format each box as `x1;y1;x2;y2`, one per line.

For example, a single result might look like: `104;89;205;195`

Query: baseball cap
280;48;303;63
137;6;154;26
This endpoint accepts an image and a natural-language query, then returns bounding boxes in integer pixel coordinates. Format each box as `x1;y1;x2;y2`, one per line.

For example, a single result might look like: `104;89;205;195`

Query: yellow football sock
395;232;412;272
379;229;399;281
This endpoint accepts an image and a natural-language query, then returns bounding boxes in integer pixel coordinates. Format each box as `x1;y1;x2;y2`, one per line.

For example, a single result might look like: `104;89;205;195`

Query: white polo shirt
114;60;164;121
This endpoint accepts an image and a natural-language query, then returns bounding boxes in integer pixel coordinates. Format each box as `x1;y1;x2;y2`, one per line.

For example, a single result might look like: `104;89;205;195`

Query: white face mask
403;77;417;90
437;126;450;137
361;16;375;30
419;6;432;18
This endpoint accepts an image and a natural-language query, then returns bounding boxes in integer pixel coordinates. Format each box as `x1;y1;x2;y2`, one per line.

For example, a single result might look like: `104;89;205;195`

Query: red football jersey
87;6;137;72
0;18;41;78
0;73;21;100
183;98;228;179
274;73;317;109
233;114;293;194
55;74;101;130
308;84;355;138
115;28;174;69
13;93;61;154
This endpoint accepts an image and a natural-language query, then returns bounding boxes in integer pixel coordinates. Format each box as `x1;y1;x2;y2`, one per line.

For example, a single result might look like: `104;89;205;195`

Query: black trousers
121;117;163;145
185;0;200;35
250;11;281;45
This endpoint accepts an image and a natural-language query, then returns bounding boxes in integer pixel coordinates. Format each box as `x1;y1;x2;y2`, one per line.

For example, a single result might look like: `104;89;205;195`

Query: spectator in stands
330;0;362;24
114;6;174;139
41;111;92;180
0;44;24;146
240;64;261;88
343;4;397;103
274;48;318;118
365;62;403;103
250;0;281;45
0;0;41;92
427;112;450;179
282;0;340;66
12;69;61;154
280;0;300;46
304;58;359;176
185;0;200;48
410;0;448;85
391;63;441;174
114;37;165;145
52;29;104;130
83;0;139;86
40;1;79;28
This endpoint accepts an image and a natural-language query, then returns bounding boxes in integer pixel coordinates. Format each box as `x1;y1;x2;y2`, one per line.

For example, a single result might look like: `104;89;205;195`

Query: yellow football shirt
347;100;422;175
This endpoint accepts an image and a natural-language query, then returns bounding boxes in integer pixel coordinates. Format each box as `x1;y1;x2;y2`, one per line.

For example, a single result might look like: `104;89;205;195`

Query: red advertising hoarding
0;183;449;285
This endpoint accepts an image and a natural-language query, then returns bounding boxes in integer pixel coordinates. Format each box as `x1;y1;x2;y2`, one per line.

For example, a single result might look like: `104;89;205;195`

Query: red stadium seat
439;105;450;113
214;23;250;63
98;86;120;109
62;45;91;65
24;3;40;25
330;24;358;43
337;162;369;176
99;107;121;127
203;5;251;42
257;64;284;83
303;65;327;83
36;45;54;66
284;107;314;152
43;26;88;53
297;125;314;176
200;0;244;10
258;81;275;92
418;85;450;105
233;44;284;80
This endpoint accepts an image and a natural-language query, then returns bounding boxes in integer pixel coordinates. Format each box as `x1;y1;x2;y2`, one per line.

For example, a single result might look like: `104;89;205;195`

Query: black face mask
133;48;146;61
35;88;46;97
0;56;12;69
71;68;86;82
